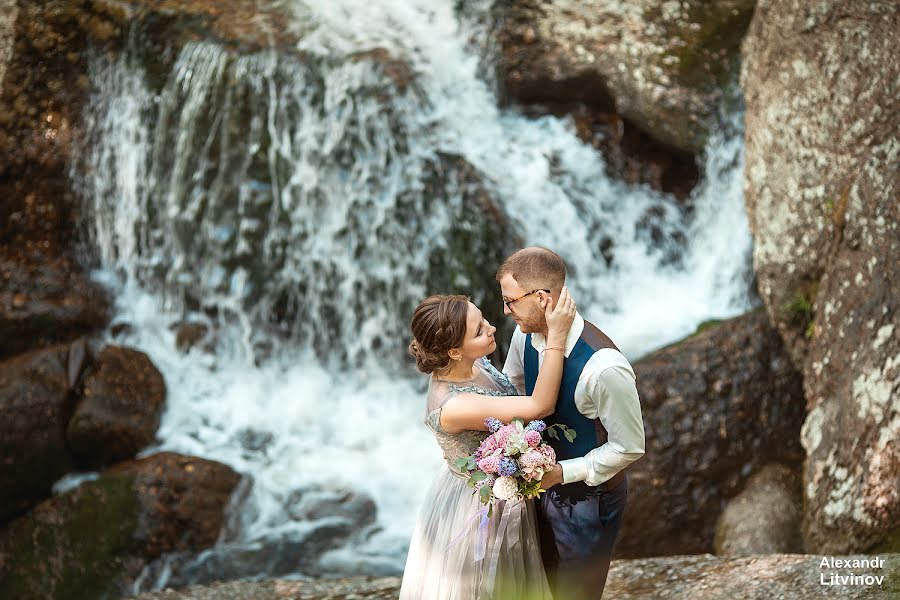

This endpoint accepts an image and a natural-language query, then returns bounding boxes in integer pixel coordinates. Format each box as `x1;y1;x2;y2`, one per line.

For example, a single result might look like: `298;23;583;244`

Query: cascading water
64;0;754;590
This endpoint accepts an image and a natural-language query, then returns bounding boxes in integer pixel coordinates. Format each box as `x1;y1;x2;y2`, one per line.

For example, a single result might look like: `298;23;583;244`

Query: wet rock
0;343;83;521
173;322;209;353
0;452;241;600
137;485;380;588
492;0;755;155
286;486;377;527
741;0;900;553
617;309;806;557
420;153;523;363
67;345;167;469
714;463;803;556
0;250;111;360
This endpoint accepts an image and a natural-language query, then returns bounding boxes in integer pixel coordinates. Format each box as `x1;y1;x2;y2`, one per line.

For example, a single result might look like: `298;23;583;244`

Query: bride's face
453;302;497;360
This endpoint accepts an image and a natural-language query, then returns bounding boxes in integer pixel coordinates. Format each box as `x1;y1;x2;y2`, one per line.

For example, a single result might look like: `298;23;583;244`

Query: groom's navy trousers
536;476;628;600
523;324;634;599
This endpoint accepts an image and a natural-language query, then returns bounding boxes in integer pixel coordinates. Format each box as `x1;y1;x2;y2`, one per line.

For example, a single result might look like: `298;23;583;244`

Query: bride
399;287;576;599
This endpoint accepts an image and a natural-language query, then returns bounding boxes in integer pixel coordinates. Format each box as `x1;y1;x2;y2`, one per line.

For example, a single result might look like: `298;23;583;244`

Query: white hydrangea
492;476;519;501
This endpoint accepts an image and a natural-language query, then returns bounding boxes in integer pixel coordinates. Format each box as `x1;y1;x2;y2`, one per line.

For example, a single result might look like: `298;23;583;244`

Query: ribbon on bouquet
485;499;523;597
446;499;525;594
446;505;491;560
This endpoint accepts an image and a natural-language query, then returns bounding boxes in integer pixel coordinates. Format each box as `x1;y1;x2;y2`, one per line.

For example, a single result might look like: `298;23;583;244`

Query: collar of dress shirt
529;311;584;358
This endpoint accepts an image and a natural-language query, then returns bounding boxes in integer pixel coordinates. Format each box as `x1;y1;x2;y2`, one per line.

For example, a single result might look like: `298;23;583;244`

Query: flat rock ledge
127;553;900;599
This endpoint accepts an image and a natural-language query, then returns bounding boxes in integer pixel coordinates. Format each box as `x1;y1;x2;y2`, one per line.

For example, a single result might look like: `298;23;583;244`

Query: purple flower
498;457;518;477
525;420;546;433
485;417;503;433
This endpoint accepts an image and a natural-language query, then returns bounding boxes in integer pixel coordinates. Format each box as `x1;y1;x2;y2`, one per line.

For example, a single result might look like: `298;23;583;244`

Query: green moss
0;474;141;600
695;318;723;335
781;282;818;336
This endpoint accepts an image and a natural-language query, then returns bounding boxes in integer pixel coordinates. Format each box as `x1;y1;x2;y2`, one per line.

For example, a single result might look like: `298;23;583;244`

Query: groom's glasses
503;289;550;311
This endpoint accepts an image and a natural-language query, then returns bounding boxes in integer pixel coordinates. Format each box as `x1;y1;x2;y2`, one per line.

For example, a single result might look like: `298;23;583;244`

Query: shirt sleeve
502;327;526;395
559;364;646;485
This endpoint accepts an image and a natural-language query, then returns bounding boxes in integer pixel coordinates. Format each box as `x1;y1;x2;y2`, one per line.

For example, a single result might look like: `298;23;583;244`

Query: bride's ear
448;349;462;362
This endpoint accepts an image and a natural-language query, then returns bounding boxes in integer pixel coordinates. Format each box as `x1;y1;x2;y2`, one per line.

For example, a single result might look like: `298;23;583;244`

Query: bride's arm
440;287;575;433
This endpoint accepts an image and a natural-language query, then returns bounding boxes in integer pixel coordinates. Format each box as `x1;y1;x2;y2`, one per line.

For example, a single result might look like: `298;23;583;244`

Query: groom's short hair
496;247;567;292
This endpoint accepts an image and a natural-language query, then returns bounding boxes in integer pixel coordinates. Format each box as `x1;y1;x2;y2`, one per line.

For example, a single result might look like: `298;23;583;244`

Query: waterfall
66;0;754;589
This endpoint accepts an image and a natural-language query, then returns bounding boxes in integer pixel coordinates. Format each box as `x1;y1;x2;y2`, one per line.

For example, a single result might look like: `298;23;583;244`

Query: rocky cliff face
492;0;756;156
741;0;899;553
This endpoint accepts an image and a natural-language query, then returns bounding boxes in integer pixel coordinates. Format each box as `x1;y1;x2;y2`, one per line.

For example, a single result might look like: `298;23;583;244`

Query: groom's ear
537;290;552;307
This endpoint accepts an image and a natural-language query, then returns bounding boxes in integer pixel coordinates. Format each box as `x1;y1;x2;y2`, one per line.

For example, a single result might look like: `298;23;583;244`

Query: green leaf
479;484;491;504
564;429;576;443
471;471;488;482
487;503;493;518
547;428;559;440
455;457;469;469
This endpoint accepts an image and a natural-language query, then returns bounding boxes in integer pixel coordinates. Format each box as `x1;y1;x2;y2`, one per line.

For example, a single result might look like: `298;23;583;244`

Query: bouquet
454;417;576;516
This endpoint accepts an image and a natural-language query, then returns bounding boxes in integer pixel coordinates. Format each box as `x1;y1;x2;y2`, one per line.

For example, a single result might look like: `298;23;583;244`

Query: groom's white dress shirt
503;312;646;486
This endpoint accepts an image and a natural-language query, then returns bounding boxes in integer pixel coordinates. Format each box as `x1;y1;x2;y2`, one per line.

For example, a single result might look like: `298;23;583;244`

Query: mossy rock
0;452;241;600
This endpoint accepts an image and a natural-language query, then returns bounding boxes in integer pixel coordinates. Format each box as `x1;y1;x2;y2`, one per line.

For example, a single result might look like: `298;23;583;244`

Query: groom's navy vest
525;321;625;489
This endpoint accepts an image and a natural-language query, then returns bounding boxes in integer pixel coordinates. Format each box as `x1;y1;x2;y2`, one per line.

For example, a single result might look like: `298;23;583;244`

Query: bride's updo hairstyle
409;294;470;375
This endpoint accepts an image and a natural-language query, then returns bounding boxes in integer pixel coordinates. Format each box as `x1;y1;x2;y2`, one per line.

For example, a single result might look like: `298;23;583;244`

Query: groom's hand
541;464;563;490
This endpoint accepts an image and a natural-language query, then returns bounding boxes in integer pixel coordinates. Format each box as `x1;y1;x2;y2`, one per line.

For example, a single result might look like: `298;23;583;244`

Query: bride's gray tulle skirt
399;466;553;600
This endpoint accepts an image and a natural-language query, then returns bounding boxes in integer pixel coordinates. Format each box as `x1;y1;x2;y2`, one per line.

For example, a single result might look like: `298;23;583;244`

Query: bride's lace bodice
425;357;520;476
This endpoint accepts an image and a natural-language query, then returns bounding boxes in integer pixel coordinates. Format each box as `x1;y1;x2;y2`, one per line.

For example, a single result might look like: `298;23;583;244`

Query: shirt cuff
559;457;588;484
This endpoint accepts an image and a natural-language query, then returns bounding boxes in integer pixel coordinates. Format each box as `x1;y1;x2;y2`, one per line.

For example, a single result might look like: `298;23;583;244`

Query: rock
741;0;900;553
0;250;111;359
799;138;900;554
616;309;806;557
0;0;16;95
715;463;803;556
492;0;755;155
136;485;381;588
0;343;84;521
604;553;900;599
0;452;241;600
173;322;209;353
125;554;900;599
741;0;899;368
127;577;403;600
420;152;523;363
286;486;377;527
67;345;167;469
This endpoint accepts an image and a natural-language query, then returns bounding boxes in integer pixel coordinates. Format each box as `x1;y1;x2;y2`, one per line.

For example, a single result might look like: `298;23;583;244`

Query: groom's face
499;274;546;334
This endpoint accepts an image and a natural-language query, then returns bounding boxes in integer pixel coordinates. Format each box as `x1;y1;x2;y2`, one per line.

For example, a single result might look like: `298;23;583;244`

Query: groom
498;246;646;600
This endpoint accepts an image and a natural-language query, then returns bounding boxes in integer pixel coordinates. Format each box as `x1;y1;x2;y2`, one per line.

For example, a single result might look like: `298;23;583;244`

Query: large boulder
0;342;86;520
714;463;803;556
741;0;900;553
799;138;900;554
492;0;756;155
741;0;899;367
616;309;806;557
67;345;167;469
0;452;242;600
135;484;381;588
0;251;111;359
